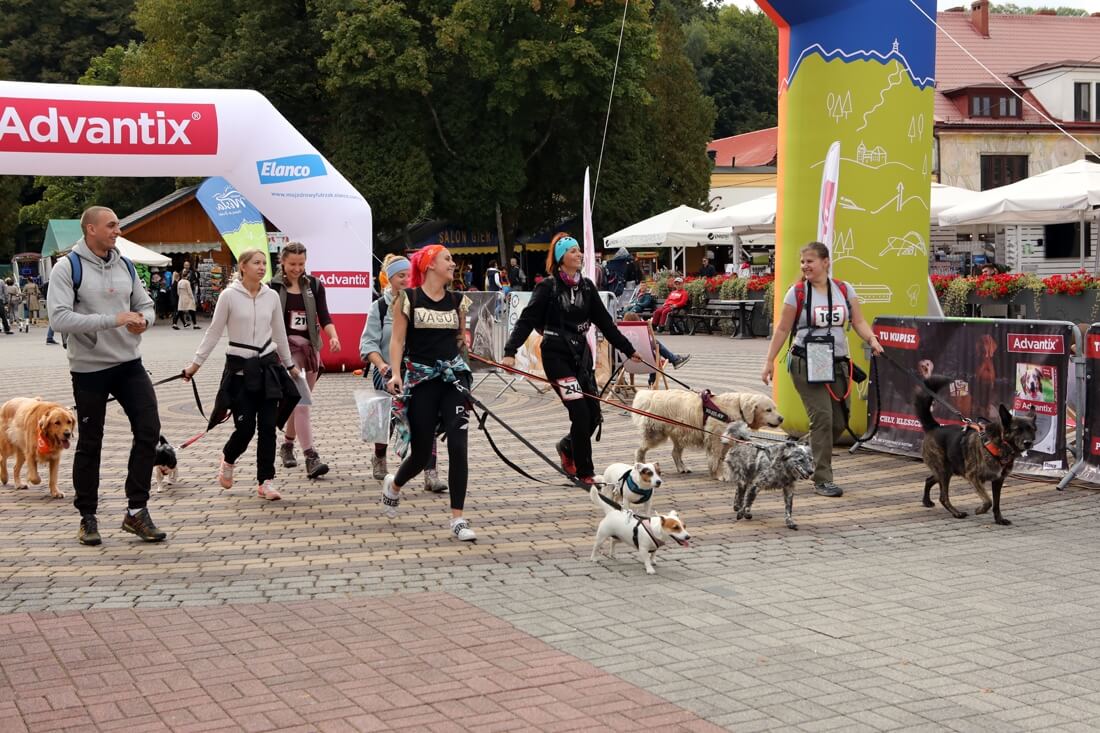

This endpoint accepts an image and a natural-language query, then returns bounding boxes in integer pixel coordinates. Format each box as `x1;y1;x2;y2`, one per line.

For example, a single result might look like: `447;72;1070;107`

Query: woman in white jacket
183;249;300;501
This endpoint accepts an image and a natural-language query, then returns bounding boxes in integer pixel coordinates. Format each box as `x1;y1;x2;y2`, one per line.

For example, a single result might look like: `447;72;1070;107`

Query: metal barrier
1063;323;1100;488
861;316;1082;479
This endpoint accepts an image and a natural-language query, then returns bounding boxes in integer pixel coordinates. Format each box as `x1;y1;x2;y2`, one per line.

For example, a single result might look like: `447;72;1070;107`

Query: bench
684;299;757;339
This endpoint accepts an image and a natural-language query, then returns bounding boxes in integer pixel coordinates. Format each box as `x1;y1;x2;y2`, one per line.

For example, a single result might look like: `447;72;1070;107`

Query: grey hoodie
47;239;155;374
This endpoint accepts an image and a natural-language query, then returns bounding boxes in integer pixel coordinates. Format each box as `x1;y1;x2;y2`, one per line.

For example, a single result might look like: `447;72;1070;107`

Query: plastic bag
355;389;392;444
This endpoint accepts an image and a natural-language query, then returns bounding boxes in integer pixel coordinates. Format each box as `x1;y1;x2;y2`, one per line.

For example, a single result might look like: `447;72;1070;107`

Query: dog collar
983;438;1014;465
36;431;51;456
619;469;653;503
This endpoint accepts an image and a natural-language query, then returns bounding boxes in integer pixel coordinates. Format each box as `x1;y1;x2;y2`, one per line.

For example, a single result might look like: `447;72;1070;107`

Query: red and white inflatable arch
0;81;373;370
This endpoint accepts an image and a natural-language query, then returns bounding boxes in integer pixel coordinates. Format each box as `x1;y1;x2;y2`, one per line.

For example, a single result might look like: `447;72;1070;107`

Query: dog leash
876;350;985;427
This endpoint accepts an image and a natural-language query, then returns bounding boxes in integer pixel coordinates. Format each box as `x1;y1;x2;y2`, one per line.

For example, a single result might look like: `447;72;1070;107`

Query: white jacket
192;280;293;367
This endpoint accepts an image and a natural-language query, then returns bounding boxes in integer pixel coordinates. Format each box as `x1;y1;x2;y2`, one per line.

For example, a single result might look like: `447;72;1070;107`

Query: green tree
703;6;778;138
991;4;1087;15
0;0;137;83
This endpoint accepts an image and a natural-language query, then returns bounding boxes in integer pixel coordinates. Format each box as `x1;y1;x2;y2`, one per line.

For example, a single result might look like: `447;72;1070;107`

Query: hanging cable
909;0;1100;160
592;0;631;213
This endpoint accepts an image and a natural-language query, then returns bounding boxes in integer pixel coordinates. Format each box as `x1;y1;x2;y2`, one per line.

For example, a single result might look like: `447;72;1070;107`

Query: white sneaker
257;480;282;501
381;474;400;518
371;454;388;481
451;518;477;542
217;460;234;489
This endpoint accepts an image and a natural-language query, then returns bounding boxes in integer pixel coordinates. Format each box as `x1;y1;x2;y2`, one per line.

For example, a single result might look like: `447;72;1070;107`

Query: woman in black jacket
502;234;639;484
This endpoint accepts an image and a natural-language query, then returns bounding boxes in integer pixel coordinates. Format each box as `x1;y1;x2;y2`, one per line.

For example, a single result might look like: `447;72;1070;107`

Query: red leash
469;354;753;444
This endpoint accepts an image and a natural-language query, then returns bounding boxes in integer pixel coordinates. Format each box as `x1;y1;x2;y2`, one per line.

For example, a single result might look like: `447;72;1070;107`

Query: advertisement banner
757;0;937;435
195;177;272;277
865;317;1073;477
465;291;507;372
1078;325;1100;484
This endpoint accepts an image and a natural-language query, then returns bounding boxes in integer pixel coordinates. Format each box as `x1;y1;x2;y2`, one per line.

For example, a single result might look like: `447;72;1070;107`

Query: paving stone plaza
2;324;1100;732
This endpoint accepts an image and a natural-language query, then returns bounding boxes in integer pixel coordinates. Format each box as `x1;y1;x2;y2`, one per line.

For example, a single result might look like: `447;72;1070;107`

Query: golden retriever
0;397;76;499
632;389;783;478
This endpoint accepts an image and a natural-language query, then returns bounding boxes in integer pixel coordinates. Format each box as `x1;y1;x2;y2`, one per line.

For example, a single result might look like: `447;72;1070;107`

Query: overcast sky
723;0;1100;11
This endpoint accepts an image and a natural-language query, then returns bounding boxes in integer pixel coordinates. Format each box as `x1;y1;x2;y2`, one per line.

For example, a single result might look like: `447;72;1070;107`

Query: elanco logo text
0;98;218;155
315;271;370;288
872;325;919;350
1007;333;1064;354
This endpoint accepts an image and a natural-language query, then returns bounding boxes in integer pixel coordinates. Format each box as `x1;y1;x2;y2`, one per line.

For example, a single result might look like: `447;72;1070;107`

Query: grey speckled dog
720;421;814;530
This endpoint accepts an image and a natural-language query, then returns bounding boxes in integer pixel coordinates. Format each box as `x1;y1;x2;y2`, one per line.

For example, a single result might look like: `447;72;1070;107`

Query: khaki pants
789;354;849;484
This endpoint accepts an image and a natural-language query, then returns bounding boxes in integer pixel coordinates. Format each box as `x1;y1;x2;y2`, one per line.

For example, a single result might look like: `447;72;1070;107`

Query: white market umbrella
928;182;980;221
604;204;734;273
938;159;1100;226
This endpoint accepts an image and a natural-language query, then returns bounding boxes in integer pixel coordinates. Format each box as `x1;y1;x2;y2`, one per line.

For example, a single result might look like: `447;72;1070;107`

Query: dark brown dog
916;376;1035;526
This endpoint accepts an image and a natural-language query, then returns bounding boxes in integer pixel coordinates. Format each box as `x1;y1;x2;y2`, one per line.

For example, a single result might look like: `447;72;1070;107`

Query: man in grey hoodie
47;206;167;546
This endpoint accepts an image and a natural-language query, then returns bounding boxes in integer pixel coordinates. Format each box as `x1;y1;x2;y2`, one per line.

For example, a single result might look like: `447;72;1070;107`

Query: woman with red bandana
383;245;477;541
502;234;639;484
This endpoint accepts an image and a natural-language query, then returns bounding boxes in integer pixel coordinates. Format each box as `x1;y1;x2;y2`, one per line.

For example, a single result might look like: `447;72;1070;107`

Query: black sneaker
78;515;102;546
814;482;844;497
122;508;167;542
672;354;692;369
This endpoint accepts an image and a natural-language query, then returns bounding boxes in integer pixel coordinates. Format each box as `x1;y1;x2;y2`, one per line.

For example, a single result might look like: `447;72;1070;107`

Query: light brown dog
632;389;783;478
0;398;76;498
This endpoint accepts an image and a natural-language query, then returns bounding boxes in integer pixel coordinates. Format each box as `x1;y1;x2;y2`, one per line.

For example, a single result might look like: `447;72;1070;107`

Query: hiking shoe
814;482;844;498
280;441;297;468
78;515;102;546
217;460;234;489
557;439;577;477
424;469;448;493
257;480;282;501
172;325;180;330
192;325;201;330
672;354;692;369
122;508;167;542
304;450;329;479
381;474;400;518
451;518;477;542
371;454;388;481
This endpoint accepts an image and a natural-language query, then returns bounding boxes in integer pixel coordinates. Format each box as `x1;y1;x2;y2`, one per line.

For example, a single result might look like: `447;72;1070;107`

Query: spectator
46;205;166;545
652;277;690;333
508;256;527;291
698;256;717;278
22;279;42;324
484;260;503;291
626;282;657;315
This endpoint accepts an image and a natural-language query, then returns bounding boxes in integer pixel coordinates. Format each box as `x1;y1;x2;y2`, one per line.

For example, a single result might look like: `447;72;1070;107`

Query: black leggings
394;376;470;510
543;348;601;479
222;379;279;484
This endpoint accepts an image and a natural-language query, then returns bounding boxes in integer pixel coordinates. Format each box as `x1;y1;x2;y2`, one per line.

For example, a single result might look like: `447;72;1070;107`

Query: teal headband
555;237;580;263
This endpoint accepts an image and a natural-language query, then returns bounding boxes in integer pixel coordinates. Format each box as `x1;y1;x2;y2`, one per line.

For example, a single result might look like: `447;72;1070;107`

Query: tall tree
704;6;778;139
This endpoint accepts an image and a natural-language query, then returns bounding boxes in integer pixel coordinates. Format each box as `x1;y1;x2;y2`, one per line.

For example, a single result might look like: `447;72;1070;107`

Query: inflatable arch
757;0;937;434
0;81;373;370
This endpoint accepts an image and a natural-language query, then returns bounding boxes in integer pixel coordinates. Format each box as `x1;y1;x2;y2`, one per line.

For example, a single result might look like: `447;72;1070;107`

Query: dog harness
617;469;652;504
700;389;732;426
631;516;663;550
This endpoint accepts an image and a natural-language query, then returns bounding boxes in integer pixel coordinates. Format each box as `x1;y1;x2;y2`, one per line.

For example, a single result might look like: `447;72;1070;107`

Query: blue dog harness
618;468;653;504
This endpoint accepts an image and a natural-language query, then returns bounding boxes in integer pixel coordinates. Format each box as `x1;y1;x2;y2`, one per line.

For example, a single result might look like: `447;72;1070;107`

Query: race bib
556;377;584;402
813;305;845;328
290;311;308;330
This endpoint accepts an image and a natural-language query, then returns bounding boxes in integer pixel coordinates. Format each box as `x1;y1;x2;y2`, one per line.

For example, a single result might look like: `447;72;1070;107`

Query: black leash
877;350;981;426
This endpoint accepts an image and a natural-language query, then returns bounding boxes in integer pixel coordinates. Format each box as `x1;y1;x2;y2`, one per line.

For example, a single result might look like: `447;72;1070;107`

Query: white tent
692;183;978;233
938;159;1100;270
604;204;735;272
60;236;171;267
938;160;1100;227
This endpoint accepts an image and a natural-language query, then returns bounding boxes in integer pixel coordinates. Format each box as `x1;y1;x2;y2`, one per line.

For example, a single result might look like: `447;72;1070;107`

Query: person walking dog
46;205;167;546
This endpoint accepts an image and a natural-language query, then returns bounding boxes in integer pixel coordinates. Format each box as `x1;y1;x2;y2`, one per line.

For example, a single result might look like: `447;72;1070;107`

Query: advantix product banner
865;316;1074;477
1079;324;1100;484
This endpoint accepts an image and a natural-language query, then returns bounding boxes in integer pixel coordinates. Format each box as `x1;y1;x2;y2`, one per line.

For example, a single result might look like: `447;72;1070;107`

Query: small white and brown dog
152;436;178;492
589;485;690;575
600;461;661;516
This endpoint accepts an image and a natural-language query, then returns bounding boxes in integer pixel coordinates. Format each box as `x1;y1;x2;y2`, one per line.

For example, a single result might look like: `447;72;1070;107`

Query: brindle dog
916;375;1036;526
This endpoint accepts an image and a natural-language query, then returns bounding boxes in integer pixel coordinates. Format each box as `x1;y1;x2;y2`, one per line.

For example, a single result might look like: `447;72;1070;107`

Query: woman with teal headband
503;233;639;484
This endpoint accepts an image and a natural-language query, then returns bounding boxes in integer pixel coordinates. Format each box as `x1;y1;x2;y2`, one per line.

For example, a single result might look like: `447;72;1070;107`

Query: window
980;155;1028;190
969;93;1021;118
1075;82;1092;122
1043;222;1092;259
972;96;992;117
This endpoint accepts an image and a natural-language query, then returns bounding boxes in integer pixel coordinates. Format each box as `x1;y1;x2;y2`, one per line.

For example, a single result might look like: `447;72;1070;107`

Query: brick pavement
2;323;1100;730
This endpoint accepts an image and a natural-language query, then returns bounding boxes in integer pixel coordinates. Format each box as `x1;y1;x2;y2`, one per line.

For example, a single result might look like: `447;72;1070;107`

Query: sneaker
672;354;692;369
304;450;329;479
424;469;448;493
371;454;388;481
78;515;102;546
557;439;577;477
451;518;477;542
257;480;282;501
45;339;58;345
192;325;201;330
814;482;844;498
381;474;400;519
121;508;167;542
217;460;234;489
280;441;297;468
172;325;180;330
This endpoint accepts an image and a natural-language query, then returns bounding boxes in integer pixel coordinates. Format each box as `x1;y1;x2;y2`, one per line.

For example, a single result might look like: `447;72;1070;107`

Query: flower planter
1036;292;1099;325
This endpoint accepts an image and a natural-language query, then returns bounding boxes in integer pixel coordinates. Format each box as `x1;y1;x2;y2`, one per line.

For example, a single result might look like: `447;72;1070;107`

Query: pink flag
583;167;598;357
817;141;842;273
